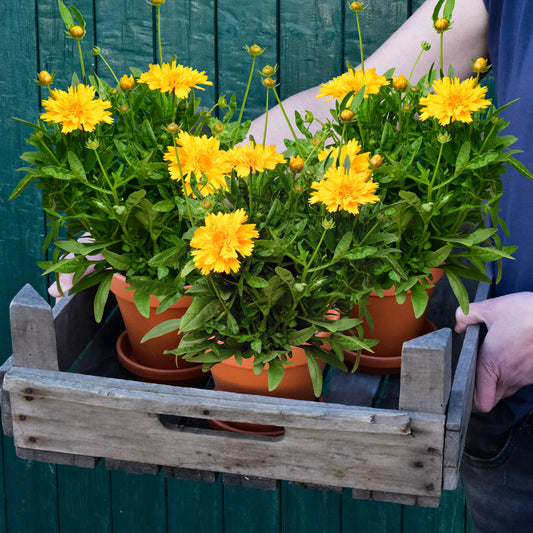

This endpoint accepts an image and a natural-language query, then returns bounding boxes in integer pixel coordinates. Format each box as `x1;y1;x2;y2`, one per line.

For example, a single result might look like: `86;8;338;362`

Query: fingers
454;301;488;333
473;356;499;412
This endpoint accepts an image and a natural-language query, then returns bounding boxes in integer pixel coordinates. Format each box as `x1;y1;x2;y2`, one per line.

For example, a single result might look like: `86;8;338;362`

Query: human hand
455;292;533;412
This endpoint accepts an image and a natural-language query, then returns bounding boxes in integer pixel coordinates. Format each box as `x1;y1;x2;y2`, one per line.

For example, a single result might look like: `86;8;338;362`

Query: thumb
454;300;490;334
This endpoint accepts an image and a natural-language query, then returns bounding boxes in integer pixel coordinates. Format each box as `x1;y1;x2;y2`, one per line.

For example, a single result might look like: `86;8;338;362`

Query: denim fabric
460;411;533;532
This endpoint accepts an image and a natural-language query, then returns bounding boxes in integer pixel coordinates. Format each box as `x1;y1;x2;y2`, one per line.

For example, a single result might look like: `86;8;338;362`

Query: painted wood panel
0;1;471;532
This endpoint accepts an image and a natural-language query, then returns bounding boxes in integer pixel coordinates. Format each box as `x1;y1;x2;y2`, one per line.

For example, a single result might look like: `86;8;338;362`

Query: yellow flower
419;77;491;125
120;74;135;91
227;142;286;178
191;209;259;275
164;132;232;197
40;84;113;133
138;60;212;99
309;165;379;215
318;139;370;173
317;68;389;103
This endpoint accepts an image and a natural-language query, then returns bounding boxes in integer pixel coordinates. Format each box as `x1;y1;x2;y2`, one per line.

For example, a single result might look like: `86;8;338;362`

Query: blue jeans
460;411;533;532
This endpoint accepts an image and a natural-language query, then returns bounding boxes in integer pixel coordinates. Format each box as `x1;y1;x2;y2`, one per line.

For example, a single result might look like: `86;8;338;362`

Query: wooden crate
0;281;486;508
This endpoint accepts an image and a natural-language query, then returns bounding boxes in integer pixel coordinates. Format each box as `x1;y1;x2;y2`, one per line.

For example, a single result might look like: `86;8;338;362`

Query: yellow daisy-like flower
191;209;259;275
317;68;389;103
318;139;370;173
40;84;113;134
227;142;286;177
138;60;212;99
419;76;491;125
309;165;379;215
164;132;232;197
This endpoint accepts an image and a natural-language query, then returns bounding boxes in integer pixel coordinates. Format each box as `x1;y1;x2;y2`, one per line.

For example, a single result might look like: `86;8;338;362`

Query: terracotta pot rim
370;267;444;297
110;272;192;309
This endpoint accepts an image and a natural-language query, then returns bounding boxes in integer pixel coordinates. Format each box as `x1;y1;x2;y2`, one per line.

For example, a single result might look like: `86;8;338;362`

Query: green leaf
133;290;151;319
142;319;181;343
275;266;295;287
333;232;352;260
506;156;533;181
424;244;452;268
9;173;37;200
69;5;86;29
41;166;75;180
244;273;269;288
410;282;429;319
179;297;220;332
102;249;132;272
446;269;469;314
305;344;347;372
267;358;285;392
152;199;175;212
58;0;74;29
305;352;323;398
93;272;113;323
287;327;316;347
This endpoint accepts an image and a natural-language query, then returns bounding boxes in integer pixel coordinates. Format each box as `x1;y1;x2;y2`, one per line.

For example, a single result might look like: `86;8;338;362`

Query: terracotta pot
210;343;327;436
344;268;443;374
110;273;207;385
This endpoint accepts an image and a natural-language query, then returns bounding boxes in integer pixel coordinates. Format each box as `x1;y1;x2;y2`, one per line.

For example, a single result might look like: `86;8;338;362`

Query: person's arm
247;0;489;146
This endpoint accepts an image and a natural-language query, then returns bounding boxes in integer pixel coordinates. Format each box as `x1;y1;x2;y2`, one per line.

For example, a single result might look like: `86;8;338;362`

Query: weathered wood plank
0;357;13;437
4;368;413;434
442;282;489;490
105;458;160;475
163;466;218;483
6;368;445;497
222;473;279;491
399;328;452;415
10;284;58;371
15;448;97;468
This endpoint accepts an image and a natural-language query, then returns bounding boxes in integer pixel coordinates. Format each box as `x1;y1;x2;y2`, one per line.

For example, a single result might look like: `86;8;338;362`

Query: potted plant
8;0;254;384
278;0;533;371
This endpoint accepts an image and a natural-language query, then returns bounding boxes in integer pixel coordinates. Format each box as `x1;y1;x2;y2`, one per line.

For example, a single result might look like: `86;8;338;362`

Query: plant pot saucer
208;418;286;437
116;330;209;386
344;319;437;375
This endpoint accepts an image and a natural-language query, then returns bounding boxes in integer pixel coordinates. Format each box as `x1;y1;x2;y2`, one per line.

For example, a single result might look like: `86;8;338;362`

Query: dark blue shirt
479;0;533;431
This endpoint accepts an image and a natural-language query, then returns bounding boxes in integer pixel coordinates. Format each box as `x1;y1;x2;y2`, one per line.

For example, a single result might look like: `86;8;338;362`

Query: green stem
272;87;304;158
157;5;163;65
356;12;364;73
262;88;270;146
77;40;86;84
171;136;194;227
98;53;120;85
301;226;328;284
408;48;425;84
427;141;444;202
439;32;444;77
209;276;231;315
94;150;119;205
232;55;256;146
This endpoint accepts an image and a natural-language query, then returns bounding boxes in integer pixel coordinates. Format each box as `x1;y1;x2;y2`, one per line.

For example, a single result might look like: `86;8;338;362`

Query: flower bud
120;74;135;91
262;64;275;77
289;156;304;172
349;2;364;11
421;41;431;51
32;131;44;141
151;0;166;5
86;139;100;150
262;77;276;88
392;74;408;92
401;102;412;112
340;109;354;121
110;87;119;96
304;111;314;122
311;136;322;147
119;104;130;113
434;18;449;31
370;154;383;168
201;198;212;210
473;57;488;73
247;44;263;56
69;25;85;39
91;46;101;56
218;96;227;107
213;122;224;133
294;183;304;193
305;168;314;176
438;132;451;144
37;70;53;86
167;122;179;133
322;219;335;230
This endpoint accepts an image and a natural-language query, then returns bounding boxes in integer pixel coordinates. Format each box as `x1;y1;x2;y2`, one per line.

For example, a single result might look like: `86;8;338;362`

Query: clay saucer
116;330;209;386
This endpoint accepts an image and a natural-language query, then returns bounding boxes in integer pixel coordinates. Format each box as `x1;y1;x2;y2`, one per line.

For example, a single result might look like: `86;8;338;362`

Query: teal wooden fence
0;0;473;531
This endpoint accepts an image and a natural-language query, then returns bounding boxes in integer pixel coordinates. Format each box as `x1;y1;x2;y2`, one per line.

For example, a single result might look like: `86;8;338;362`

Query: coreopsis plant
284;0;533;317
10;0;252;321
145;135;396;396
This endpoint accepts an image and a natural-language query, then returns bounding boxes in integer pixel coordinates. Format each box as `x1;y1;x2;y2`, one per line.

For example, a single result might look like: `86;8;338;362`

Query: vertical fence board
161;0;217;109
281;481;341;533
279;0;343;100
111;471;167;533
223;485;281;533
57;463;112;533
217;0;278;122
167;477;223;533
341;495;403;533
